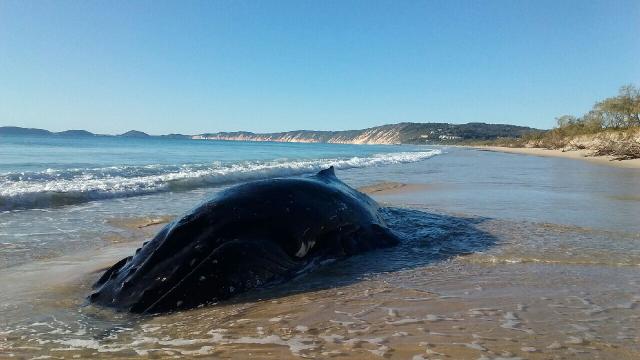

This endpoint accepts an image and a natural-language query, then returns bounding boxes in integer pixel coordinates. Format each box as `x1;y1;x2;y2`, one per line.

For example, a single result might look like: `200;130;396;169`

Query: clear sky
1;0;638;134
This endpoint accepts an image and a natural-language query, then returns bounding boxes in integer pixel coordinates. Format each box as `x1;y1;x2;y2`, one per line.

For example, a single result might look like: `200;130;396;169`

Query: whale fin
316;166;336;178
93;256;131;288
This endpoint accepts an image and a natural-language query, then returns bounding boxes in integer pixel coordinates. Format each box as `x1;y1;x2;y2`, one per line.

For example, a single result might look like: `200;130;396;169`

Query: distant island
0;127;165;139
119;130;152;138
0;122;536;145
57;130;95;137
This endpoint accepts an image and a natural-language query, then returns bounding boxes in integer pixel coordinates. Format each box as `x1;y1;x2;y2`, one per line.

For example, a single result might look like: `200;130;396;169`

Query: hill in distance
0;127;151;138
196;122;537;145
119;130;151;138
57;130;95;137
0;126;52;136
0;122;539;145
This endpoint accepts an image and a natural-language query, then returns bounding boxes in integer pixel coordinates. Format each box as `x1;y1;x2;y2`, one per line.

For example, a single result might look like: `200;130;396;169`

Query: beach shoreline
2;146;640;359
472;146;640;169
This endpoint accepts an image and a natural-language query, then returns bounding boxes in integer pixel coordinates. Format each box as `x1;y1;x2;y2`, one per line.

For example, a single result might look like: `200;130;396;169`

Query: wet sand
475;146;640;169
358;182;438;195
106;215;175;231
1;204;638;359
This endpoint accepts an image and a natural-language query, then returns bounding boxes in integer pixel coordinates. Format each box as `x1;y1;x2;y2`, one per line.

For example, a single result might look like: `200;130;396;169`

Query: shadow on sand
216;206;498;306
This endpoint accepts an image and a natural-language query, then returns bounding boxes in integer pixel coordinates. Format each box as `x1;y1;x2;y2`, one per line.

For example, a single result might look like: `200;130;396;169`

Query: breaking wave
0;150;440;211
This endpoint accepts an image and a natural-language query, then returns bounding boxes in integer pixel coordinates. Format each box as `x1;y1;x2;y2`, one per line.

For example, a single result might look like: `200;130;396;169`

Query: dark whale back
90;167;399;313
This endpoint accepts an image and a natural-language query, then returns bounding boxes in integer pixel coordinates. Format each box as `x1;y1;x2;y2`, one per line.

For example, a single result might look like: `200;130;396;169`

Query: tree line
510;84;640;159
554;84;640;135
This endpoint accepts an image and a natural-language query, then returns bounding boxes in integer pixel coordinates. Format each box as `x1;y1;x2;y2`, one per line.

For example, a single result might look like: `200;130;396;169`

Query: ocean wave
0;150;440;211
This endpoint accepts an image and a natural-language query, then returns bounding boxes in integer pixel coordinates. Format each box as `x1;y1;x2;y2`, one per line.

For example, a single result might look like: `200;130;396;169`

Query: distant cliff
1;122;537;144
194;122;536;145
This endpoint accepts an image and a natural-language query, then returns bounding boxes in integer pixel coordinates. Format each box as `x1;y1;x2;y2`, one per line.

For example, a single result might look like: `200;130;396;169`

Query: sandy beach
475;146;640;169
2;146;640;359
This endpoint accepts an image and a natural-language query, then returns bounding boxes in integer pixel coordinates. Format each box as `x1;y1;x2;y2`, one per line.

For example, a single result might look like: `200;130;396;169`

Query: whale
89;167;400;313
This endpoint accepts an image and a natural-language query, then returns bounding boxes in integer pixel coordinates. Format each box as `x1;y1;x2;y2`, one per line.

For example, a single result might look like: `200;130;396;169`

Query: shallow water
0;136;438;268
1;140;639;359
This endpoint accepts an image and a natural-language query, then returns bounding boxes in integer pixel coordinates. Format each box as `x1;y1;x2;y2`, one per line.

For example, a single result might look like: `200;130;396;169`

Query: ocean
0;135;439;212
1;134;639;358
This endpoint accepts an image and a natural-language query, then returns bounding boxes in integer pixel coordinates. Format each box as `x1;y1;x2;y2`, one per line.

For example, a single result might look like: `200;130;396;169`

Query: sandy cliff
193;123;534;145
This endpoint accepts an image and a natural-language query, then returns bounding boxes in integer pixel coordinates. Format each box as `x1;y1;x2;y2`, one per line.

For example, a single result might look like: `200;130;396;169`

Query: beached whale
89;167;400;313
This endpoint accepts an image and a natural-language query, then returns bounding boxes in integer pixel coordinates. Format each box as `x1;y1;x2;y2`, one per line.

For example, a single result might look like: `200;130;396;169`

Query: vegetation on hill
196;122;537;144
387;122;536;143
482;85;640;160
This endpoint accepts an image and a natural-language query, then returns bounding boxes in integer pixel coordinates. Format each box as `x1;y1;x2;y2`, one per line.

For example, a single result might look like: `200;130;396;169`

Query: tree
581;109;604;132
556;115;578;128
596;84;640;128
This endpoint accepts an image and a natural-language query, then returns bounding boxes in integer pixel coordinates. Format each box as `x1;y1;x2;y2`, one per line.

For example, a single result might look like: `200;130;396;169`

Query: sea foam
0;150;440;211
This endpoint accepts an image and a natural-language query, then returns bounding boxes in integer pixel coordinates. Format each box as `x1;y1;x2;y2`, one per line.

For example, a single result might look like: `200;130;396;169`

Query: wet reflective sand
1;208;638;359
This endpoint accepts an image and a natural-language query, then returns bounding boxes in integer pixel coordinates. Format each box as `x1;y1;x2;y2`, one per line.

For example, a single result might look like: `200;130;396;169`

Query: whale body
89;167;400;313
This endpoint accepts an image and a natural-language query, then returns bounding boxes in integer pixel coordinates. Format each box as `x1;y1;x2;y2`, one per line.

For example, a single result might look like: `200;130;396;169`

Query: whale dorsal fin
316;166;336;178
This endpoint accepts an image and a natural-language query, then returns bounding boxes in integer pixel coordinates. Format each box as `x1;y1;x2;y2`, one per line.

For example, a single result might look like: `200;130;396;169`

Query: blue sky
1;0;638;134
